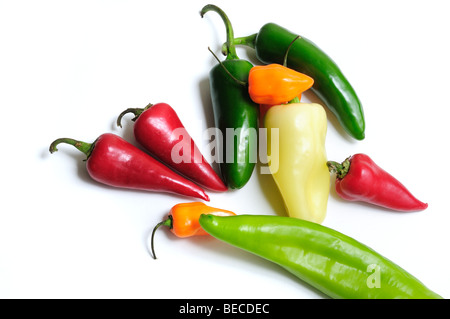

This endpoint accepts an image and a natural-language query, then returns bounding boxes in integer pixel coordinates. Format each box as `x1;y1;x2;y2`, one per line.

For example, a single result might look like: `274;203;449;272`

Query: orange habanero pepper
248;64;314;106
150;202;235;259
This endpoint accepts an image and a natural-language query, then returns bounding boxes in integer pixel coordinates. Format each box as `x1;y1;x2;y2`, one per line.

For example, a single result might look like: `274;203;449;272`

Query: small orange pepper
150;202;235;259
248;64;314;106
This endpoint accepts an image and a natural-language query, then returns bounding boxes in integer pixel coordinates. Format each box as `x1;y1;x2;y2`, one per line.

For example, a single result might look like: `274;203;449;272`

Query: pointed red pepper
49;133;209;201
117;103;227;192
327;153;428;212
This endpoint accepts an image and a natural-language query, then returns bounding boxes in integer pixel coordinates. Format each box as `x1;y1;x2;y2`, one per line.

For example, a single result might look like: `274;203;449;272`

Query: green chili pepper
199;214;442;299
230;23;365;141
200;4;258;189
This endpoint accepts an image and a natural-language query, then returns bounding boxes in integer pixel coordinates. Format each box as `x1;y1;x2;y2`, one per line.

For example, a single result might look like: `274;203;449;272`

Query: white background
1;0;449;299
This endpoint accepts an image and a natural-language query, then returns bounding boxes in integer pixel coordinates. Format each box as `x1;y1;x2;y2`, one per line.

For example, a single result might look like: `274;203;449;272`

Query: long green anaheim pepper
230;23;365;141
199;214;442;299
200;4;258;189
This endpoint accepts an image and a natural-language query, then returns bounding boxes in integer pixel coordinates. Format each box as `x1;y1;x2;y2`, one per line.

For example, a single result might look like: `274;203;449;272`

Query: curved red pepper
327;153;427;212
49;133;209;201
117;103;227;192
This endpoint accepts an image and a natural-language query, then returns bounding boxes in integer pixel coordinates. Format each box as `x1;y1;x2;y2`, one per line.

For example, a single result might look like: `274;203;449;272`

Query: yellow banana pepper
265;102;330;224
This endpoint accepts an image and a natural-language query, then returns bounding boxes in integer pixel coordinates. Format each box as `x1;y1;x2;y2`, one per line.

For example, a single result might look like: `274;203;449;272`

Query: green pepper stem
233;34;257;48
200;4;239;60
49;137;94;159
207;47;247;87
150;216;173;260
222;33;257;55
116;103;153;128
288;96;301;104
283;35;301;67
327;157;351;179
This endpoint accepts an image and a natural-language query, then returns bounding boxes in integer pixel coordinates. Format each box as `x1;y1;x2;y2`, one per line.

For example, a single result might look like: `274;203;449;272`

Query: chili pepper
248;64;314;106
49;133;209;201
200;4;259;189
117;102;227;192
327;153;428;212
150;202;235;259
199;214;442;299
211;35;312;121
230;23;365;140
209;55;312;108
265;102;330;223
247;36;314;107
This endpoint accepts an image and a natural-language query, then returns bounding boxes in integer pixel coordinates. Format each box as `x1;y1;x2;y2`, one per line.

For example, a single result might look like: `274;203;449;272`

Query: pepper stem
116;103;153;128
283;35;301;67
288;96;301;104
49;137;94;159
200;4;239;60
207;47;247;87
327;157;351;179
150;216;173;260
223;33;257;55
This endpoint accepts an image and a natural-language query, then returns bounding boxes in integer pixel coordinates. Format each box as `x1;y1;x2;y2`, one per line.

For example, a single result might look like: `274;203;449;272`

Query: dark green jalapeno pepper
199;214;442;299
230;23;365;141
200;4;258;189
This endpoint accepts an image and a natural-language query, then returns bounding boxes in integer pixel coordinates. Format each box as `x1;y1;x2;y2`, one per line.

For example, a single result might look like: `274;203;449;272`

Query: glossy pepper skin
199;214;442;299
265;103;330;223
201;4;259;189
49;133;209;201
248;64;314;105
150;202;235;259
117;102;227;192
327;153;428;211
232;23;365;140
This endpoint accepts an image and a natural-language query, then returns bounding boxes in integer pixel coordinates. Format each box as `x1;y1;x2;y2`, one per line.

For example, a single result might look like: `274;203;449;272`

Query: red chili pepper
49;133;209;201
117;103;227;192
327;153;427;212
